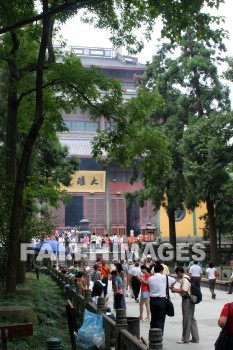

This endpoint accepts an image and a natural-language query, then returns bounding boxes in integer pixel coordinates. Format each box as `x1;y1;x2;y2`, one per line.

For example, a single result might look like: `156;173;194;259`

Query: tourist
138;265;150;321
115;262;127;298
111;270;126;310
148;263;176;334
96;234;102;250
189;261;202;288
101;260;110;297
82;261;91;289
104;234;110;251
112;233;118;252
118;235;124;252
206;261;218;299
218;301;233;350
130;261;142;302
130;228;134;237
91;281;105;304
64;233;70;250
68;261;79;275
76;271;86;294
145;254;154;271
91;263;102;283
90;232;97;251
171;266;199;344
83;234;89;250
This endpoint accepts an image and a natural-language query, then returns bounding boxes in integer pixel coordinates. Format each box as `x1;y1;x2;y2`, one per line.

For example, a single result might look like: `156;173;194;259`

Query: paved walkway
105;285;232;349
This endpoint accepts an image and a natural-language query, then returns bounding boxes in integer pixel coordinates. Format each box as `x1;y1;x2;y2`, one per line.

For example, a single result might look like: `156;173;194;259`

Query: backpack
185;277;202;304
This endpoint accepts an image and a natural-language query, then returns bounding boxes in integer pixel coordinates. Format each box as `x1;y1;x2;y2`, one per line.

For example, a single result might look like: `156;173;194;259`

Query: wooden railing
49;267;150;350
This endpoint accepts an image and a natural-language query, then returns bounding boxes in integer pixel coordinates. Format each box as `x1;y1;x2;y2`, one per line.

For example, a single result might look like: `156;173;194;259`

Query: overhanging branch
0;0;104;35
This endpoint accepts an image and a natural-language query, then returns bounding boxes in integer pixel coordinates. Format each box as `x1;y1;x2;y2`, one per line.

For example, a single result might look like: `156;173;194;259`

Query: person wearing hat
91;263;102;283
92;280;107;305
146;255;154;271
106;306;116;321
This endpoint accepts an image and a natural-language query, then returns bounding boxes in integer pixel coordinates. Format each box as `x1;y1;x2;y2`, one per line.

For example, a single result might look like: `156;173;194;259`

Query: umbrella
34;240;65;253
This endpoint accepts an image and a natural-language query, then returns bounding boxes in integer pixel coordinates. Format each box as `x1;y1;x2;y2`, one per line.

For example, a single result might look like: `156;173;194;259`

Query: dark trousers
191;276;201;289
150;297;167;334
102;277;108;297
226;334;233;350
209;278;216;296
132;276;141;300
114;293;126;310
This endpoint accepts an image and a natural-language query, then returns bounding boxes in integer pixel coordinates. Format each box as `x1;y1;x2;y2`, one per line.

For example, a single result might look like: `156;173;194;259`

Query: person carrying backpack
171;266;199;344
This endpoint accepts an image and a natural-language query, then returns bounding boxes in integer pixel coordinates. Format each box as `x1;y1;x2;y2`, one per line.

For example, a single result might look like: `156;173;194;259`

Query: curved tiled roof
59;134;106;157
80;56;145;69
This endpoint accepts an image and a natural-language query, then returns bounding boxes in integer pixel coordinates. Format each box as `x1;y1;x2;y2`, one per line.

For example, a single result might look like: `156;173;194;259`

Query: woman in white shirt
206;261;218;299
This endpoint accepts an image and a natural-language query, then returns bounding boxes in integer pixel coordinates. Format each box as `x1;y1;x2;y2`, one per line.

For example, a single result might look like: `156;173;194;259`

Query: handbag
166;275;175;317
215;303;230;350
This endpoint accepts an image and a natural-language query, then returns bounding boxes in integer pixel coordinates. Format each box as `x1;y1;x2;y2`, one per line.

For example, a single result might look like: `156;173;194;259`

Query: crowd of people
57;253;233;347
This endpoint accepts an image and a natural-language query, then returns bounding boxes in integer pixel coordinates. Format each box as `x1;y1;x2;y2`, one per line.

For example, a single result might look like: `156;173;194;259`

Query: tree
0;13;122;292
180;112;233;264
132;43;189;261
0;0;227;292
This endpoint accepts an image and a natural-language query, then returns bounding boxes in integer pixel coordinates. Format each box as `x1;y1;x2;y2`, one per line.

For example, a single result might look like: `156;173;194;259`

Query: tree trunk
206;196;219;265
6;32;20;183
17;261;26;284
6;8;51;293
167;207;176;265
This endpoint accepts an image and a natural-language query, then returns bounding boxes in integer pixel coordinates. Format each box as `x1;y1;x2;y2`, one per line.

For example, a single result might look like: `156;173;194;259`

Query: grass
0;272;71;350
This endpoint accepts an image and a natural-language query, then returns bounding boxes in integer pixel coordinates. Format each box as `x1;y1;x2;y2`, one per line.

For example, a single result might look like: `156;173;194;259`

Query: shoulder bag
215;303;230;350
166;275;175;317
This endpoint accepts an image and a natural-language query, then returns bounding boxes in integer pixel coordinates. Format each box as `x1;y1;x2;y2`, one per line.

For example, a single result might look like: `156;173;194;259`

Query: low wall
49;267;148;350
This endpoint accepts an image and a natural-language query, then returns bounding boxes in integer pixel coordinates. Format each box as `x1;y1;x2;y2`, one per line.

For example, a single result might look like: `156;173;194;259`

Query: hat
128;259;133;264
106;307;111;315
147;254;151;258
99;281;106;287
93;263;99;269
95;280;106;287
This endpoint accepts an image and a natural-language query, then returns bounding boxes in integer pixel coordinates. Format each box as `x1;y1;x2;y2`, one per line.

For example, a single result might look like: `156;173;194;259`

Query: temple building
53;46;206;239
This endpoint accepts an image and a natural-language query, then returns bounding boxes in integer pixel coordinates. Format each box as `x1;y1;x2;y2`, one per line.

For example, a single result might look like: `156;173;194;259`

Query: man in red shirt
218;302;233;350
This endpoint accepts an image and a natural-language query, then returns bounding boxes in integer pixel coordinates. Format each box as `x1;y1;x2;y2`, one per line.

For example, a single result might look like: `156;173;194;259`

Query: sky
59;0;233;102
59;0;233;64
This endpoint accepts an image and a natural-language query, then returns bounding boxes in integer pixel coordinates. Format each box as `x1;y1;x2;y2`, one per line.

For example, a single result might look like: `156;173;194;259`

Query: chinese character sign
65;171;106;192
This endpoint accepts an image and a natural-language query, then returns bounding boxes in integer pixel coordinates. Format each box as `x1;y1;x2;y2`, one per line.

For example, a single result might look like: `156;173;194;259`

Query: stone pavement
106;285;233;349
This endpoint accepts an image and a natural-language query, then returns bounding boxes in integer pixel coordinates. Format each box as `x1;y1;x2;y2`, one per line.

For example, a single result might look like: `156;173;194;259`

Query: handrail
50;268;148;350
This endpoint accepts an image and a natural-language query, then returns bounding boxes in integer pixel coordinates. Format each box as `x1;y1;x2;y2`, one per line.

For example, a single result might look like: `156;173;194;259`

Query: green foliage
93;89;171;182
225;57;233;82
0;273;71;350
215;178;233;236
83;0;226;53
180;112;233;206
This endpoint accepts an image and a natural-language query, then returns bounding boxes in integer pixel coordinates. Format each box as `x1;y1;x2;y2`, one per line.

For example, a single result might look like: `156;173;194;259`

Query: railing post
46;337;62;350
84;289;92;305
64;276;70;299
97;297;106;314
148;328;163;350
76;284;84;327
115;309;128;350
76;283;83;296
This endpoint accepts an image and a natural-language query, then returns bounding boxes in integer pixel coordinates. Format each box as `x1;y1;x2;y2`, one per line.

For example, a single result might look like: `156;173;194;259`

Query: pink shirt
83;236;89;244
